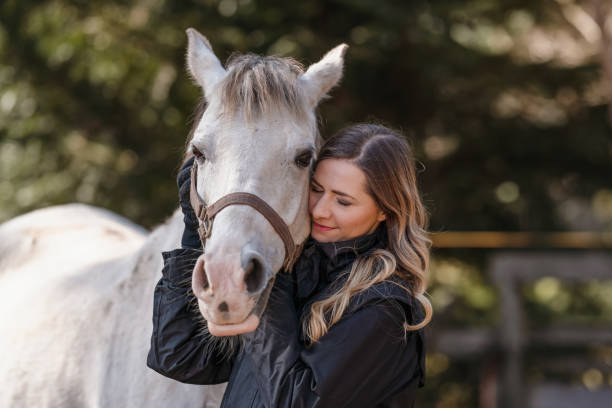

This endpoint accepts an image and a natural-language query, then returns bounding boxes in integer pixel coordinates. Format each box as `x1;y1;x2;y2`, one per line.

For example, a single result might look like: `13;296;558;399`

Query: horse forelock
184;54;316;157
221;53;309;121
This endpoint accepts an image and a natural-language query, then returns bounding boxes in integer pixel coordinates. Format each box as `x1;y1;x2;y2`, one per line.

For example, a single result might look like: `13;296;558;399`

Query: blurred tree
0;0;610;232
1;1;611;405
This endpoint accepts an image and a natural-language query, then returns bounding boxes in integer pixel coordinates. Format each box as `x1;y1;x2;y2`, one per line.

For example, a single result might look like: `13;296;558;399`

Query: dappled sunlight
524;277;612;323
495;181;520;204
592;189;612;225
583;368;604;390
491;88;569;126
423;123;460;160
426;352;450;377
429;257;497;318
450;20;514;55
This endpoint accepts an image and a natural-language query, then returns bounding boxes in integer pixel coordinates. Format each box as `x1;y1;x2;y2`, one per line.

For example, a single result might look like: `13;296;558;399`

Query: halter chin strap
189;164;303;271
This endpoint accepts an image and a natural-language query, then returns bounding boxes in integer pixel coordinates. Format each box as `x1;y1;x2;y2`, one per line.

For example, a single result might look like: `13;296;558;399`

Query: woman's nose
310;195;331;219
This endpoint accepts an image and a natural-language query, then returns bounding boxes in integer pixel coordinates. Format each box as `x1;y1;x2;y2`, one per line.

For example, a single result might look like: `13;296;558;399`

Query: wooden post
489;251;612;408
490;255;525;408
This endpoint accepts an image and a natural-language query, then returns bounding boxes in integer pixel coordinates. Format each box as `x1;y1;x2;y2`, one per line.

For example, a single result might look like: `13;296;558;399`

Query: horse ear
185;28;227;101
300;43;349;107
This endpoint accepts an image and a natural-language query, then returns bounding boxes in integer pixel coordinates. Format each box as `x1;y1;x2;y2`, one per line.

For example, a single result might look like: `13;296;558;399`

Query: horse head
185;28;347;336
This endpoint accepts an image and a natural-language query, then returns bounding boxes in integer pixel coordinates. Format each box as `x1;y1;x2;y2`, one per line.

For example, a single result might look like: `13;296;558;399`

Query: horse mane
221;53;309;121
183;53;321;163
177;55;321;349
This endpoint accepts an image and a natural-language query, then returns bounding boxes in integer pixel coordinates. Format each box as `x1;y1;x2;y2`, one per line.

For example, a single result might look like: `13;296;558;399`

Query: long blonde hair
304;124;433;344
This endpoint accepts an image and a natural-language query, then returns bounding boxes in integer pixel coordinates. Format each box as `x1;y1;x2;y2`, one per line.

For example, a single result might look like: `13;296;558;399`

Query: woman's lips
312;221;334;231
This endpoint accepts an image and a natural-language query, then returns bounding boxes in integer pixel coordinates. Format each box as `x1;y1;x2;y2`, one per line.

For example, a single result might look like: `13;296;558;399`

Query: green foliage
523;277;612;325
1;0;610;231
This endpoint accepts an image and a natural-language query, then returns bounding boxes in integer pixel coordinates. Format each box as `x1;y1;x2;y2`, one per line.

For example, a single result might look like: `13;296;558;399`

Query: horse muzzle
192;248;272;335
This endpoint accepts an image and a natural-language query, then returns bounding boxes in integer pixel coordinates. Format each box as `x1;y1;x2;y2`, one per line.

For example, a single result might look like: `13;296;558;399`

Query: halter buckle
202;216;213;239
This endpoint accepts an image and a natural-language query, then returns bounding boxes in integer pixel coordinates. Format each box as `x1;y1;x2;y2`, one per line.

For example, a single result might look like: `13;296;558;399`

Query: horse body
0;29;346;406
0;204;225;407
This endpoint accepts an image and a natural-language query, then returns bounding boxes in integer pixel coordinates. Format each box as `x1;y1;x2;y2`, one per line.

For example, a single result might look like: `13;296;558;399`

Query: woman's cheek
334;206;349;226
308;192;321;214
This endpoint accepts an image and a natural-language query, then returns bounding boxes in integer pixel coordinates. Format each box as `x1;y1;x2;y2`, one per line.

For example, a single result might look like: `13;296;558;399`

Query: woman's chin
311;228;337;242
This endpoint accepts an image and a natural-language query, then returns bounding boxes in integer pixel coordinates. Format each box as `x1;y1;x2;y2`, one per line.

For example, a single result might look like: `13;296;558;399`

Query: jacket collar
295;224;387;305
314;225;385;272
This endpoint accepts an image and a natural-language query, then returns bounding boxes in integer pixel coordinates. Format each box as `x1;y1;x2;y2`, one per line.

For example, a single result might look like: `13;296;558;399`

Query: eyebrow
311;177;357;201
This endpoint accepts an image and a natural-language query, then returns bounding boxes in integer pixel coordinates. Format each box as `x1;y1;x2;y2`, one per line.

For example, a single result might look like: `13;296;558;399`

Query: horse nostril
218;302;229;312
201;271;209;291
244;257;264;294
193;257;211;294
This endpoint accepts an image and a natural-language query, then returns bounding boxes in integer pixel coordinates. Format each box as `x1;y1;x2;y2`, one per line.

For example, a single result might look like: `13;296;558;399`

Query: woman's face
308;158;386;243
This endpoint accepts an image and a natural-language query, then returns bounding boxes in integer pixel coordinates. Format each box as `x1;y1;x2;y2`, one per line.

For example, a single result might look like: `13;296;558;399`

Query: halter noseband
189;164;303;271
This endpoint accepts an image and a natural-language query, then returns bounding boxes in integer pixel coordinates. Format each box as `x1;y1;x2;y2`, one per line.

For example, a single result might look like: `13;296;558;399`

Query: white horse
0;28;347;407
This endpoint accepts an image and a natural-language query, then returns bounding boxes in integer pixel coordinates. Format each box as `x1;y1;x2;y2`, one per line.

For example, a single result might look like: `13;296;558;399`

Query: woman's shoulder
348;276;424;325
346;276;427;387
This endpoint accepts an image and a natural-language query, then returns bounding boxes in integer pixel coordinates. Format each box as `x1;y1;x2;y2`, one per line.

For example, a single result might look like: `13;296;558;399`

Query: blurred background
1;0;611;406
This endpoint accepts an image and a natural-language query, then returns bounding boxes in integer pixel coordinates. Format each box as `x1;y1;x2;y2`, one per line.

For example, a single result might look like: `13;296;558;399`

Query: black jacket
147;227;426;407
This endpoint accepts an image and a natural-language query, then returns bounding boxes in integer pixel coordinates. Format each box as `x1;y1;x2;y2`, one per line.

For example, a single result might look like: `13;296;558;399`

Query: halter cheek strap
189;164;303;271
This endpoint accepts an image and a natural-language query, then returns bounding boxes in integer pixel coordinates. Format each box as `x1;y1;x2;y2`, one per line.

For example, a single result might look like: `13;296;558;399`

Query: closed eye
310;184;323;193
310;184;351;206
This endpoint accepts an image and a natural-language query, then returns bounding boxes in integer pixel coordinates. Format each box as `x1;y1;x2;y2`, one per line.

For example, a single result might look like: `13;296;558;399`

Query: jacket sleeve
146;248;235;384
242;275;424;407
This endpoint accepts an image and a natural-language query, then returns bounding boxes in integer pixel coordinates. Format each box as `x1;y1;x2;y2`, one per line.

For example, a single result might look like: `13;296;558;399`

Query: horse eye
191;145;206;161
294;150;313;168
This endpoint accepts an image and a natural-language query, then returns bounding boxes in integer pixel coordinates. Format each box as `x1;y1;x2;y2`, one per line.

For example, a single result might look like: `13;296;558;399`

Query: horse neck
131;209;185;288
149;209;185;250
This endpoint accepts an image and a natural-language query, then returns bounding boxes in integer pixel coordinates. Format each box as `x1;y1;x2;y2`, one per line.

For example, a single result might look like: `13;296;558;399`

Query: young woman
147;123;433;407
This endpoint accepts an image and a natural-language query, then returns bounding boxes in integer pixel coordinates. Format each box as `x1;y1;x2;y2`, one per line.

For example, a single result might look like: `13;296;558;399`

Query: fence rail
430;231;612;248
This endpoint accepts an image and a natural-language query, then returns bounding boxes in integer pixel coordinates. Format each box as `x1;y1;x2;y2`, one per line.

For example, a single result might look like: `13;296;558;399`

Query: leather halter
189;164;303;271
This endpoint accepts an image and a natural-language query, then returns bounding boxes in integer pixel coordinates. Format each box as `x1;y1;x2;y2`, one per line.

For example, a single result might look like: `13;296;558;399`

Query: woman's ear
377;211;386;222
